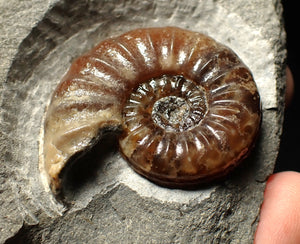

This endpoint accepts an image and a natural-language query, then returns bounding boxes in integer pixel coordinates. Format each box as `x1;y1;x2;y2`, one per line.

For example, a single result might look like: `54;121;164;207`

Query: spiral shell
41;27;261;193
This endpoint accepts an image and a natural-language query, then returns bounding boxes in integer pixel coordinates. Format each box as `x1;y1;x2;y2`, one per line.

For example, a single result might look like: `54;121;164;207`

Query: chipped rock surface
0;0;285;243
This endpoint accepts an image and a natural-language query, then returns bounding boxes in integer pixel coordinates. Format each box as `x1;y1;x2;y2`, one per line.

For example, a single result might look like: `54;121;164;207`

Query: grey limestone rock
0;0;286;243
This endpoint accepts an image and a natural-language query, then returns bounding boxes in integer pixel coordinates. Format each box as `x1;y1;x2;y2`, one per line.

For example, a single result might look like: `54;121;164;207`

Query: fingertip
255;171;300;244
285;66;294;108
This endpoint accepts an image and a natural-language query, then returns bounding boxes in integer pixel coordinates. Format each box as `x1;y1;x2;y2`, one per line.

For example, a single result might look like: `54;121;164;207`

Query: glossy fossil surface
41;27;261;193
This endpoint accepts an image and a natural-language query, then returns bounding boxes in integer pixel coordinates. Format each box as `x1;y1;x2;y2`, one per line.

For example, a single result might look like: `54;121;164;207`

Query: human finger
285;66;294;108
254;171;300;244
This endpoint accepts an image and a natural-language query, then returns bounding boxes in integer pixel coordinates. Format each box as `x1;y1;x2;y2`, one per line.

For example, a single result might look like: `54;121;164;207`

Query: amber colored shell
41;27;261;193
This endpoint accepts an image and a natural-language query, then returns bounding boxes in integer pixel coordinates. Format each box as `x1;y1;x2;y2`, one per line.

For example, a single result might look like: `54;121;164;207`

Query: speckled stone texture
0;0;285;243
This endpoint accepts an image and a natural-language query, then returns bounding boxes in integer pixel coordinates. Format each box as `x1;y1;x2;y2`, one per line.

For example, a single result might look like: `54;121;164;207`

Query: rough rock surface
0;0;286;243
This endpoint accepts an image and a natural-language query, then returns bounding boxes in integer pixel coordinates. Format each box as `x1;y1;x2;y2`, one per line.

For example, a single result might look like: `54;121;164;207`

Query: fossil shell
41;27;261;194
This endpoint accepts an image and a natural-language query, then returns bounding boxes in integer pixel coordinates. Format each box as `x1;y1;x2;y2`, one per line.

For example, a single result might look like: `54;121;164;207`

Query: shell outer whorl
42;26;261;193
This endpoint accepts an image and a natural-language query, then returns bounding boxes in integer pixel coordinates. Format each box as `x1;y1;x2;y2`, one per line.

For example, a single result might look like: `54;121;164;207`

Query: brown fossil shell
41;27;261;194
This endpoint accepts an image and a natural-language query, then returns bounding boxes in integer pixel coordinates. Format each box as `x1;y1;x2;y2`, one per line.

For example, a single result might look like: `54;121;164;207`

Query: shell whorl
42;27;261;193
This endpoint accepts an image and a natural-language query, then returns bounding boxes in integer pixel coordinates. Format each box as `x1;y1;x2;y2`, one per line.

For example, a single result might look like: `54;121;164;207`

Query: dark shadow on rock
59;130;120;203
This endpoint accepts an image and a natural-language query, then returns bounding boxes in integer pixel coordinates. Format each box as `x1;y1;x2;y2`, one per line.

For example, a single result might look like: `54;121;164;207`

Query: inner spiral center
123;75;208;133
152;96;191;132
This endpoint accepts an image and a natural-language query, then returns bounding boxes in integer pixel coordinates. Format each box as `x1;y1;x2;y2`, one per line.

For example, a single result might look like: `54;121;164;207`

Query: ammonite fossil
40;27;261;194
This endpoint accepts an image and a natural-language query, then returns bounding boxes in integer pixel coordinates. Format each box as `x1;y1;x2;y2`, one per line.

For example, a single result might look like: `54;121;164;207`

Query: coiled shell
41;27;261;193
